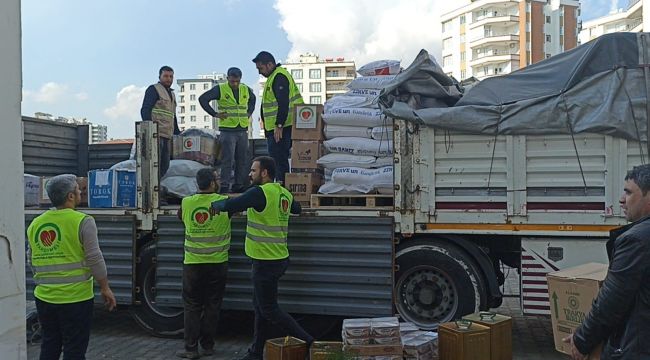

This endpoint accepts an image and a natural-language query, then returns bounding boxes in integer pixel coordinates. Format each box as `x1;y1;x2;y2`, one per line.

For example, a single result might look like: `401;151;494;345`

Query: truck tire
395;239;487;330
130;242;184;338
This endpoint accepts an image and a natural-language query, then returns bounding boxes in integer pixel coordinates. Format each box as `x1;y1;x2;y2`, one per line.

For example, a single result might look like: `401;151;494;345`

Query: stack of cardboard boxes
285;104;325;207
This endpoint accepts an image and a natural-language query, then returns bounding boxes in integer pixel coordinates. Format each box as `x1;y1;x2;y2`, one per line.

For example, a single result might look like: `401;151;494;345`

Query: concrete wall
0;0;27;358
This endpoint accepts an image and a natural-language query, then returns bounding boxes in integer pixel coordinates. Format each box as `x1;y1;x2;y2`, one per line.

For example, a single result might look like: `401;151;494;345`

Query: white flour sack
324;94;376;113
317;153;377;169
374;166;394;187
374;157;394;168
323;107;386;127
347;75;397;90
358;60;401;76
324;124;371;139
318;181;375;194
331;167;381;185
324;137;393;157
371;126;394;140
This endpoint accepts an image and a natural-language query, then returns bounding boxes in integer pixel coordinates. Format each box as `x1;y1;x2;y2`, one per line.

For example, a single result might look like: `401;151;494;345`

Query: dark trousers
249;258;313;357
220;130;249;193
35;297;94;360
159;137;171;179
182;262;228;351
265;127;292;183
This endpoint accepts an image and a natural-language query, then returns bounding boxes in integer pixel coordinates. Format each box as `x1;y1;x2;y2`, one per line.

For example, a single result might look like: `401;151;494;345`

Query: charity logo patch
191;207;211;226
34;223;62;251
279;194;290;215
299;107;314;121
183;138;194;150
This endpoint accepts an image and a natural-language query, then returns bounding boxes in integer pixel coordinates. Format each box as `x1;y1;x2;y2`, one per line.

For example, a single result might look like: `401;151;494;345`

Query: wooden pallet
310;194;394;209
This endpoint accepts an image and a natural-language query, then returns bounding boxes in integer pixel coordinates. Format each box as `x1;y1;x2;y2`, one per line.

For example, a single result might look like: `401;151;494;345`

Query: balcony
470;51;520;67
326;71;356;79
470;34;519;48
326;84;349;93
470;14;519;29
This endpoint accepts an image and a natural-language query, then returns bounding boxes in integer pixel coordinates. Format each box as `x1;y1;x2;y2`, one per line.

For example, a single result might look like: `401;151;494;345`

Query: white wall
0;0;27;358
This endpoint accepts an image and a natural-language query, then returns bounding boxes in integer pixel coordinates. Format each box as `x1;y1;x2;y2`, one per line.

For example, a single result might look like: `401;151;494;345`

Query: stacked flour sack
318;60;399;195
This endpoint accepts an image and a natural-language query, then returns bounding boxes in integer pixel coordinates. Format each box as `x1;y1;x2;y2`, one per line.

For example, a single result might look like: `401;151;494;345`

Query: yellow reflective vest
245;183;292;260
262;66;303;131
217;83;250;129
181;193;231;264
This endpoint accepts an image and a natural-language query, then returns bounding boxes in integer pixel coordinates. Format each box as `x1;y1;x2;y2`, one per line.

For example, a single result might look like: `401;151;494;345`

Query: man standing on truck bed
141;65;181;202
211;156;313;360
176;168;232;359
199;67;256;193
564;164;650;359
27;174;117;360
252;51;303;184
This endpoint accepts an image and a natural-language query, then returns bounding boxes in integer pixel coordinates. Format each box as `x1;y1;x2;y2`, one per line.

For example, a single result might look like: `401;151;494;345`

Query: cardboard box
547;263;608;358
88;169;137;208
77;177;88;206
284;172;323;203
172;134;221;165
290;141;323;170
292;104;324;141
37;176;89;207
24;174;40;207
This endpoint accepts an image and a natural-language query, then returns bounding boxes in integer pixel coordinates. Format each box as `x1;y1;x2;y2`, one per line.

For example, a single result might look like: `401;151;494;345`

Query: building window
443;55;453;67
546;16;551;23
190;94;196;101
460;51;466;61
190;105;196;111
329;70;340;77
309;82;321;92
190;116;196;122
309;69;321;79
180;106;185;114
180;95;184;103
442;20;452;32
204;126;210;129
291;69;303;79
180;85;185;92
443;37;452;50
310;96;322;104
459;34;466;43
460;70;466;80
204;115;210;121
180;116;185;124
190;84;196;90
460;15;466;24
204;83;209;90
546;34;551;42
296;83;303;92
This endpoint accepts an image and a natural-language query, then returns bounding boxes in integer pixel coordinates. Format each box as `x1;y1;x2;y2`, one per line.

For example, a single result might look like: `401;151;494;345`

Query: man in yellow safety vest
27;174;116;359
211;156;313;360
175;168;231;359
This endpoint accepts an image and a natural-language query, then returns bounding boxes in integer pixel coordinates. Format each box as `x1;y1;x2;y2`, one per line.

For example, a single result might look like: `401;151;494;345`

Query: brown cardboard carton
292;104;324;141
284;173;323;203
39;177;52;205
76;177;88;206
290;141;323;170
547;263;608;359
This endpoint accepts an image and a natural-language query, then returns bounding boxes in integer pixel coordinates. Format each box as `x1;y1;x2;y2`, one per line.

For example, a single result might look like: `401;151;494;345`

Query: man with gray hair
27;174;116;360
199;67;256;193
564;164;650;359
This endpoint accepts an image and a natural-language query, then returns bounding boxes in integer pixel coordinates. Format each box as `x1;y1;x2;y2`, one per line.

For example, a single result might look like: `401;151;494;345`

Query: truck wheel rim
396;266;458;329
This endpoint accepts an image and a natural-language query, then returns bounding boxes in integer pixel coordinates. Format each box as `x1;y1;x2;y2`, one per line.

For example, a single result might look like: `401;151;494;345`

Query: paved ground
27;270;569;360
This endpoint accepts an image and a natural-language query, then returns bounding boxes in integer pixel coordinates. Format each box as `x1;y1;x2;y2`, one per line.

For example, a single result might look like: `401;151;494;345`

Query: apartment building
33;112;107;143
579;0;642;43
441;0;580;80
259;53;356;106
176;72;226;131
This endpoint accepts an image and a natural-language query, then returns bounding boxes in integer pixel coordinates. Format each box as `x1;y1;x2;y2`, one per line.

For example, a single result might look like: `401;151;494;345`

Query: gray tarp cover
379;32;650;141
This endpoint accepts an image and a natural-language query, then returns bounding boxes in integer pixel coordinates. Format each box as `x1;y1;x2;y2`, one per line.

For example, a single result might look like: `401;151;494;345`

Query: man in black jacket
564;164;650;359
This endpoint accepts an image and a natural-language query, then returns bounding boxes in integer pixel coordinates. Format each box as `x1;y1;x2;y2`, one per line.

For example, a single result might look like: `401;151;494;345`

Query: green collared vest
217;83;250;129
27;209;94;304
182;193;231;264
152;83;177;139
245;183;292;260
262;66;304;131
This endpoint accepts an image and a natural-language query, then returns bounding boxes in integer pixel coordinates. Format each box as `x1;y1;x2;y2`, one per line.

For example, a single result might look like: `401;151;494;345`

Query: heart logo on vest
300;107;313;121
194;211;209;224
280;197;290;214
34;223;62;251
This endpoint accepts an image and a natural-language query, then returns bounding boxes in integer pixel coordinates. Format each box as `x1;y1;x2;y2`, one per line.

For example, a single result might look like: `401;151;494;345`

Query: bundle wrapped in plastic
173;128;222;166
